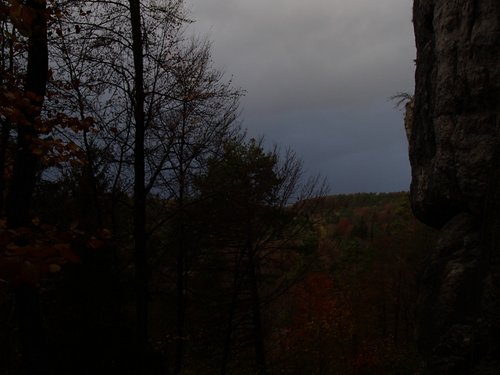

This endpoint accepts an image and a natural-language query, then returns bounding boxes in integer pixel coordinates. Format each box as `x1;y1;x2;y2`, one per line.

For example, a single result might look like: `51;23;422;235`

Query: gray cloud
186;0;415;193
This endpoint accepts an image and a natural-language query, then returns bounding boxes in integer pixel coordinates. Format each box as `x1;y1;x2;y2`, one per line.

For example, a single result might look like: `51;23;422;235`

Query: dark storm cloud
187;0;415;193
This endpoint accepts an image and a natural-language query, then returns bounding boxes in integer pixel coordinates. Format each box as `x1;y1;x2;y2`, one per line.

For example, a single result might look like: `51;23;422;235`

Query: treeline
265;192;436;374
0;1;324;374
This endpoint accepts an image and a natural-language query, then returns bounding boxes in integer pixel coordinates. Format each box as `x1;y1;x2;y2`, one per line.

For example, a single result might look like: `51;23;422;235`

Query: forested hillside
1;187;435;374
265;192;436;374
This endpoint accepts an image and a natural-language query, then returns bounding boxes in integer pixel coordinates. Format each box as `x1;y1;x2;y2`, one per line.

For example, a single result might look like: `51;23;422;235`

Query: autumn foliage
266;193;435;374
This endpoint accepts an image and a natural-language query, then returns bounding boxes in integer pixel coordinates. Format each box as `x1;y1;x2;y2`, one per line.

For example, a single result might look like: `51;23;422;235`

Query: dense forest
0;1;439;374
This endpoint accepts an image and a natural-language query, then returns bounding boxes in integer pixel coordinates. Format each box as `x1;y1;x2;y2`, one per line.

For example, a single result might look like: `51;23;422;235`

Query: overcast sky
186;0;415;194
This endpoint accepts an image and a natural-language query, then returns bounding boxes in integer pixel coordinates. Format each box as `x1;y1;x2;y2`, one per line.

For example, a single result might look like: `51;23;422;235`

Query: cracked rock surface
409;0;500;373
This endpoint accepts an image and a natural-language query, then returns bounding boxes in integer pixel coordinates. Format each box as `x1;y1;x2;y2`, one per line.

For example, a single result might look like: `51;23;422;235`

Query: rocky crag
408;0;500;373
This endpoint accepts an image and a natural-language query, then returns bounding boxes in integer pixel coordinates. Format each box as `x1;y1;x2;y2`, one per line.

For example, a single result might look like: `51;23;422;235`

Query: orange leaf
32;147;44;157
54;243;80;263
69;219;79;231
87;236;104;249
48;264;62;273
98;228;113;240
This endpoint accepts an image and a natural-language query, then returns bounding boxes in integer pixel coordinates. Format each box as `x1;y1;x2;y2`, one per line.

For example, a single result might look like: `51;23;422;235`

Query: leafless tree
47;2;242;370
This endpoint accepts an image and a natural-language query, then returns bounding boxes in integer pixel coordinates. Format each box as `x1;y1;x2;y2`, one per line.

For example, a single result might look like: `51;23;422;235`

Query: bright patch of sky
186;0;415;193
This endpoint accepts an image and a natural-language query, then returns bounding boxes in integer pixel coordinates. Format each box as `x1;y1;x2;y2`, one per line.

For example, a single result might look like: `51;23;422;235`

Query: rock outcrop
409;0;500;373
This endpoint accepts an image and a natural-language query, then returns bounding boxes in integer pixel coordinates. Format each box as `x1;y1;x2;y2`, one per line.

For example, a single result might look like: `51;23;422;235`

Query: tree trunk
174;103;188;374
128;0;148;356
0;119;9;215
6;0;48;228
220;287;237;375
6;1;49;374
249;259;267;375
0;23;14;215
174;191;186;374
174;214;186;374
15;285;49;375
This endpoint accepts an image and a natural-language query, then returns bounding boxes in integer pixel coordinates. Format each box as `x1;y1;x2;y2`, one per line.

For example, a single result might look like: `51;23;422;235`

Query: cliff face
409;0;500;373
